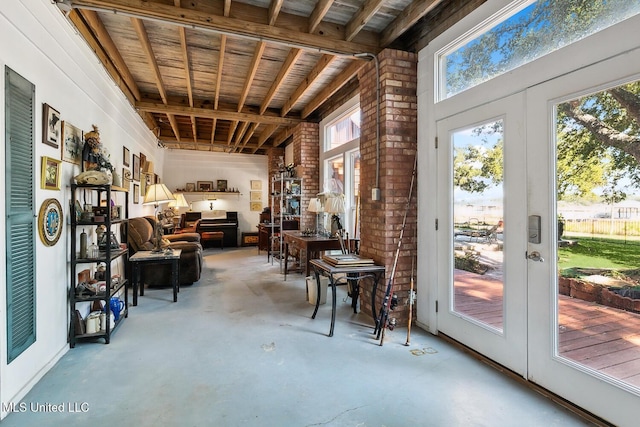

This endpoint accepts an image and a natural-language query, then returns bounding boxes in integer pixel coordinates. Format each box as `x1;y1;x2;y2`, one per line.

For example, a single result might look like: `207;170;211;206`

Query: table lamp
324;194;345;237
143;183;175;252
307;197;321;234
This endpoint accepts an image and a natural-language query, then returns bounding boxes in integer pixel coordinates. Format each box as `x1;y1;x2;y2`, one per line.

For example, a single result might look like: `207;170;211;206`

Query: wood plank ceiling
54;0;480;154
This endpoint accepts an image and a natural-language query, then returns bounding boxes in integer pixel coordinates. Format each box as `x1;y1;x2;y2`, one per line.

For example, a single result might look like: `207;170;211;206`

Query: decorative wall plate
38;198;63;246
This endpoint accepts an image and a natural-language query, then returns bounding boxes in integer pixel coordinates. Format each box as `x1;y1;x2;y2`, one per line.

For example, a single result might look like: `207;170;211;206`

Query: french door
436;50;640;425
436;92;528;376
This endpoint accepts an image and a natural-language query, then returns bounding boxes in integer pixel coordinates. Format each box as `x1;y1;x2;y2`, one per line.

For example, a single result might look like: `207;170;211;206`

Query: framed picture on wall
250;202;262;211
186;182;195;192
216;179;227;192
42;103;61;148
250;191;262;201
123;146;130;166
61;121;82;165
250;180;262;190
133;184;140;204
122;168;131;190
132;154;140;181
197;181;213;192
41;156;61;190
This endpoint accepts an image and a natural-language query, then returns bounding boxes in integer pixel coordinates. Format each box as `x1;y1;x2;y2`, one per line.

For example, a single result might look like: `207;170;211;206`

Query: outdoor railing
564;219;640;239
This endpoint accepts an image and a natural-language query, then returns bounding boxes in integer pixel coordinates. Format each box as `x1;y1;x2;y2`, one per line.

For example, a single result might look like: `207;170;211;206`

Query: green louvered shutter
5;66;36;363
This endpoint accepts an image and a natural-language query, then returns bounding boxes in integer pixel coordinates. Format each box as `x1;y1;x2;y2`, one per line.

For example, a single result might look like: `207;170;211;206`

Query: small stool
201;231;224;249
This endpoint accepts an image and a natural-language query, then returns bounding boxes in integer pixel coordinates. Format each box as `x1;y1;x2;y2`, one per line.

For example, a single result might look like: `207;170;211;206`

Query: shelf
73;248;128;263
73;279;128;302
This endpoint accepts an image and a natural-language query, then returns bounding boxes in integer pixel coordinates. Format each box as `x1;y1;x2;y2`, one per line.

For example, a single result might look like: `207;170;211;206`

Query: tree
448;0;640;199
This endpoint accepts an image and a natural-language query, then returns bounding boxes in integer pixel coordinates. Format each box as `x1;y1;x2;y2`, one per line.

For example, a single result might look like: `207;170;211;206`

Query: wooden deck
454;269;640;388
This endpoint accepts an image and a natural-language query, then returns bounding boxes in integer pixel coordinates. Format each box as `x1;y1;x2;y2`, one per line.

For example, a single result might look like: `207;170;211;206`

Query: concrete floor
2;247;596;426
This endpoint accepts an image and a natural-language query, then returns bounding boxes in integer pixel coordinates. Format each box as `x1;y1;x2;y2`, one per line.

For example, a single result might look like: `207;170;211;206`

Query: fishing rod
375;154;417;346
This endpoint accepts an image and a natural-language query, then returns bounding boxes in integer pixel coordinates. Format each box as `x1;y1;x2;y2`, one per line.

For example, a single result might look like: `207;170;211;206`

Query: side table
130;249;182;304
310;259;385;337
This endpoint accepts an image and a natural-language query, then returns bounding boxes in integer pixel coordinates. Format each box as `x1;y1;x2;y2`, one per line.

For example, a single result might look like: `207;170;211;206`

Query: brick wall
358;49;418;326
291;122;319;231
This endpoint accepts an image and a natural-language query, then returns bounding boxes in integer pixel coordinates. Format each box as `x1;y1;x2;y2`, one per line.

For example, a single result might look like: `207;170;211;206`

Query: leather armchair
127;216;203;286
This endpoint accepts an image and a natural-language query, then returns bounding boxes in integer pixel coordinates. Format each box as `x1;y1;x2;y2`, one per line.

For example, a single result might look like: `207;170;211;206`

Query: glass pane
441;0;640;99
452;120;504;332
325;108;360;151
556;80;640;390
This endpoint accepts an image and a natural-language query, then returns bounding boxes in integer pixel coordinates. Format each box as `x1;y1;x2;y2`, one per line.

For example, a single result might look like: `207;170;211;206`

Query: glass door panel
555;80;640;389
453;121;505;331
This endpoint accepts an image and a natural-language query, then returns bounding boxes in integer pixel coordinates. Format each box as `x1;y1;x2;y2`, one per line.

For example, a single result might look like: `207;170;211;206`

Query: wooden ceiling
54;0;482;154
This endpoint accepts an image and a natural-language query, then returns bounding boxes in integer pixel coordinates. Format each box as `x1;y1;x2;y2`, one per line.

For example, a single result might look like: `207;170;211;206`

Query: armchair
128;216;203;286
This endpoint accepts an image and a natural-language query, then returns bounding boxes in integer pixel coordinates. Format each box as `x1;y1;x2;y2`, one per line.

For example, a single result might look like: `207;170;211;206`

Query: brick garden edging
558;277;640;313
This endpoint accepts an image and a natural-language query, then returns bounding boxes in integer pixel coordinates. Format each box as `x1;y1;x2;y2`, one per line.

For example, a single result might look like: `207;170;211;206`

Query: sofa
127;216;203;286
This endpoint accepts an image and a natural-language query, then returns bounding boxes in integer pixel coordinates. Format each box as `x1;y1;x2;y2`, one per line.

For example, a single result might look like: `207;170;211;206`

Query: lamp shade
307;198;320;213
143;183;175;206
168;193;189;208
324;194;345;214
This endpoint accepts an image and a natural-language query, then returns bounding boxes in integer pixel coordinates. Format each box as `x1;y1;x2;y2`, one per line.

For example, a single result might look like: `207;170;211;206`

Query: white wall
0;1;162;416
162;150;268;238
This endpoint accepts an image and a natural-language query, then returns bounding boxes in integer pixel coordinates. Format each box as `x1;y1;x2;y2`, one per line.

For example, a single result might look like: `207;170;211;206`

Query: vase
112;171;121;187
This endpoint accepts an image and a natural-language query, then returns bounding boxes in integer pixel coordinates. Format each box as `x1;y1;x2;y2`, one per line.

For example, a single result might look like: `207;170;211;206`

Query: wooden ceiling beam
131;17;182;140
301;60;364;119
259;48;302;115
345;0;386;42
80;10;142;101
161;137;263;151
268;0;284;26
308;0;335;33
138;102;301;126
174;0;197;143
281;54;336;117
66;0;378;55
380;0;444;48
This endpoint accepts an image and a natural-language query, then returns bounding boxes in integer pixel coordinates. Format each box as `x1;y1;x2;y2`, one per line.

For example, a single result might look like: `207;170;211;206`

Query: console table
309;258;385;337
282;231;344;278
130;249;181;304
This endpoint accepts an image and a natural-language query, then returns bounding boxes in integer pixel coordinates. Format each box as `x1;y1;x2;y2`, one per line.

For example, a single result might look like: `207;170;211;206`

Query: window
438;0;640;100
320;96;361;237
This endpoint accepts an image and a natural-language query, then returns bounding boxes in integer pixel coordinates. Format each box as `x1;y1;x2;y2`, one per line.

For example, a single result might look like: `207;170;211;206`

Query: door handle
526;251;544;262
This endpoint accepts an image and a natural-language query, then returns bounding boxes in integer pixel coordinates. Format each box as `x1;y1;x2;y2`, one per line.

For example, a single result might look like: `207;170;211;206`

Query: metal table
310;258;385;337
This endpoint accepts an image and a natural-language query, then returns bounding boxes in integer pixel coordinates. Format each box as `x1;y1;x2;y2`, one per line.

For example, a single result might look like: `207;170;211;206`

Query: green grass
558;236;640;271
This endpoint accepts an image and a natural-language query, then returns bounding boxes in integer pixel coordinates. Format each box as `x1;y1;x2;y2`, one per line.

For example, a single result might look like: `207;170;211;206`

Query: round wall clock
38;198;63;246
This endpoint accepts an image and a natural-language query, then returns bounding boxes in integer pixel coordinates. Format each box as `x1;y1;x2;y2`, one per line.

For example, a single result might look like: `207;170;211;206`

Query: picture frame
122;168;131;190
38;198;63;246
123;146;130;166
41;156;61;190
186;182;196;192
216;179;228;192
132;154;140;181
250;191;262;201
140;173;147;198
139;152;147;172
250;180;262;191
133;184;140;204
42;103;61;148
250;201;263;212
61;121;82;165
197;181;213;192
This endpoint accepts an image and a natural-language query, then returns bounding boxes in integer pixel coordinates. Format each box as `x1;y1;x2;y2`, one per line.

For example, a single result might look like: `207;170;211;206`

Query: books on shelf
322;254;375;267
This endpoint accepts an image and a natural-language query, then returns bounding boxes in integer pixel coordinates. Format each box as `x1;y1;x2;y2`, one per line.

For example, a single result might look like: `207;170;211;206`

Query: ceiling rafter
131;17;181;141
309;0;335;34
380;0;444;48
135;102;302;125
345;0;386;42
281;54;337;117
302;60;364;119
64;0;379;55
174;0;197;144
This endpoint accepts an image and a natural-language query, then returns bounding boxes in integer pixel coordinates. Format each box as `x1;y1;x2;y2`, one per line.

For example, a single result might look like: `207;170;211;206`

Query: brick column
291;122;319;231
358;49;418;326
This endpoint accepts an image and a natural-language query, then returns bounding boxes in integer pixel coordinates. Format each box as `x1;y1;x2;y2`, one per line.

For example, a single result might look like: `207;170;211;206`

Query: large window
320;96;361;237
438;0;640;100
